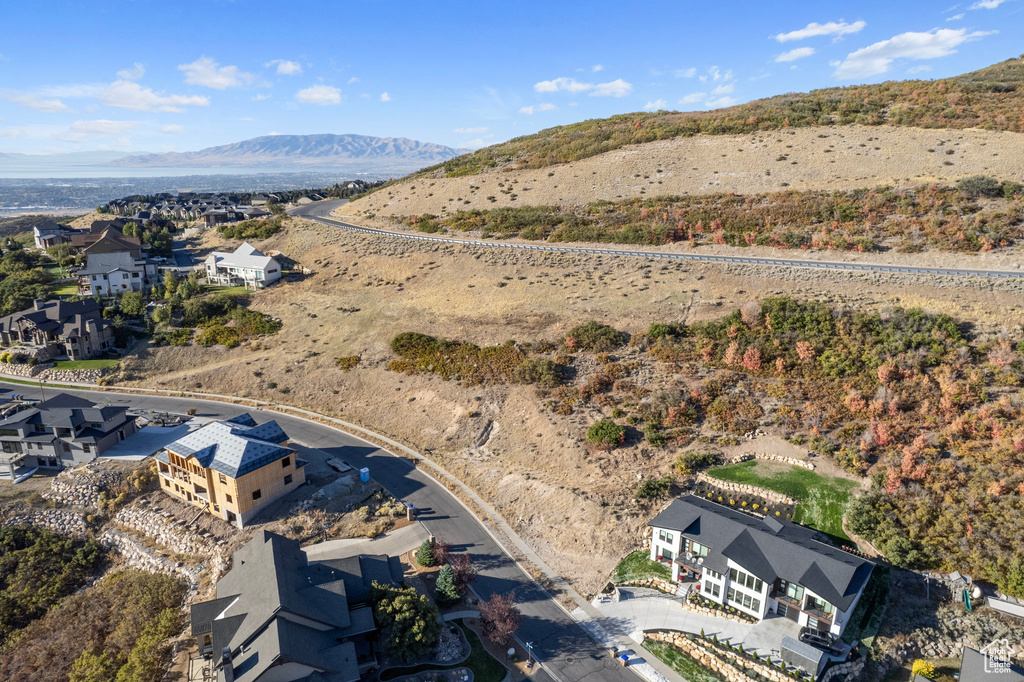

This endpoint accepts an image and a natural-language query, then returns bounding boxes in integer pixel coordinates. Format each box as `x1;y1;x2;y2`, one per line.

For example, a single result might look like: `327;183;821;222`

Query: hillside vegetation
424;57;1024;177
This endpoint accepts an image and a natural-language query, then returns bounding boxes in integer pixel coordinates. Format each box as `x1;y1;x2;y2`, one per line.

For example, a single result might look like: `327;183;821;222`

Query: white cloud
908;65;933;74
711;82;735;95
296;84;341;105
592;64;604;72
534;76;632;97
675;67;697;78
347;76;360;84
776;20;867;42
454;126;489;134
643;99;668;111
161;124;184;134
463;137;492;147
267;59;303;75
706;96;739;108
252;93;271;101
178;56;257;89
776;47;816;62
591;78;632;97
59;119;139;142
519;103;557;114
535;77;593;93
8;93;68;113
380;92;391;102
679;92;707;104
947;12;965;20
116;62;145;80
970;0;1006;7
99;80;209;112
833;28;995;79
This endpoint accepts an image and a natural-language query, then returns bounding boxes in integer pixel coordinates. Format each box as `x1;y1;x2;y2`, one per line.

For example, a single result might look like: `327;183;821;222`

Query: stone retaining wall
0;361;49;377
115;503;218;558
3;509;88;539
729;452;815;470
43;473;106;508
619;578;682;595
696;472;797;507
99;528;203;584
38;368;108;383
681;595;756;624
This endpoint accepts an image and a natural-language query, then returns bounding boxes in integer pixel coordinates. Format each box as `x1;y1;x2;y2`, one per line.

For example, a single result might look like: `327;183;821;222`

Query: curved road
290;199;1024;279
0;382;634;682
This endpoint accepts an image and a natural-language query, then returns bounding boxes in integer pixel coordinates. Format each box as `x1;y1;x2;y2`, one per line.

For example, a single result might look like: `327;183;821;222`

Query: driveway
585;587;801;663
99;424;193;461
303;521;429;562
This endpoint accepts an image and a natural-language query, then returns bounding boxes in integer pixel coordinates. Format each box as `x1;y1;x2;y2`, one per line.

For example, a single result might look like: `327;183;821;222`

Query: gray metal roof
649;495;873;611
960;646;1024;682
162;415;291;478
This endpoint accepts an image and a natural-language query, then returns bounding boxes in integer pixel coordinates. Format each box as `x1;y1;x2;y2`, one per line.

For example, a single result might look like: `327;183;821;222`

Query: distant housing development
156;413;305;527
0;299;112;361
191;530;401;681
205;242;282;290
649;495;873;637
0;393;138;476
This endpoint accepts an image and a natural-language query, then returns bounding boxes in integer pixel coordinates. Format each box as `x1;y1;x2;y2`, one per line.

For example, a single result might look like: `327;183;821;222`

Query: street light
525;641;534;668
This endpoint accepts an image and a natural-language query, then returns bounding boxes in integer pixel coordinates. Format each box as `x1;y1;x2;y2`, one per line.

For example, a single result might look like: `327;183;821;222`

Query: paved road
172;239;196;271
289;199;1024;280
0;382;635;682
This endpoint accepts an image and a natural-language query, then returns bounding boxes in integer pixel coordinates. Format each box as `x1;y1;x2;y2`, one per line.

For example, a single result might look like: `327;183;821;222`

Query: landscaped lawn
203;285;252;296
51;358;120;371
706;460;858;541
643;638;723;682
378;619;506;682
50;283;79;296
612;550;671;584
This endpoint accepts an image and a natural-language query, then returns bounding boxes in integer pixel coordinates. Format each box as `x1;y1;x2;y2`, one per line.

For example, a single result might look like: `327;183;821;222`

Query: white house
204;242;281;290
648;495;874;638
77;252;161;296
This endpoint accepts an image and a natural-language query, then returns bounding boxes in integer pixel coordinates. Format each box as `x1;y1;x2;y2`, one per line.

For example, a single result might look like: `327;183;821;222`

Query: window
704;581;720;598
284;474;292;485
219;473;227;484
688;540;709;557
282;457;291;468
727;587;736;602
743;594;752;609
252;489;262;501
658;530;673;543
751;598;760;613
225;494;232;504
661;548;674;561
83;443;91;453
786;582;805;602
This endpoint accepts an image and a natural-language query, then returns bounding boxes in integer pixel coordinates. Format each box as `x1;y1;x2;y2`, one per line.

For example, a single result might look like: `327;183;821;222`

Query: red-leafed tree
479;592;521;645
449;553;477;592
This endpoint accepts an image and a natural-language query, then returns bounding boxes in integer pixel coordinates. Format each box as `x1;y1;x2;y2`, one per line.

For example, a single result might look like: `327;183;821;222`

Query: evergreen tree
435;565;460;606
416;539;436;567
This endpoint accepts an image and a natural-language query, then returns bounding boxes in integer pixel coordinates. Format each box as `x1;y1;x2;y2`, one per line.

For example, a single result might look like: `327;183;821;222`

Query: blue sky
1;0;1021;155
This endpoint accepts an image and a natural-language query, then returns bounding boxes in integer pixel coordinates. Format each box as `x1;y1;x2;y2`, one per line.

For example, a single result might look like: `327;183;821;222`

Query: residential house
191;530;401;682
0;393;138;477
205;242;282;290
82;229;144;259
155;414;305;528
950;645;1024;682
33;220;74;249
648;495;874;637
0;298;113;360
77;251;161;295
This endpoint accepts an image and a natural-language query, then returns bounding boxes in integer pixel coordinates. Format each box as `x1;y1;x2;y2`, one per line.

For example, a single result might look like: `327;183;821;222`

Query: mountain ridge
107;133;469;169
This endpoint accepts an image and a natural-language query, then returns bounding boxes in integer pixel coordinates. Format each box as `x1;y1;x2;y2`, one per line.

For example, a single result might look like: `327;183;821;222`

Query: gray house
648;495;874;637
77;251;161;296
0;393;138;477
0;299;113;361
191;530;403;682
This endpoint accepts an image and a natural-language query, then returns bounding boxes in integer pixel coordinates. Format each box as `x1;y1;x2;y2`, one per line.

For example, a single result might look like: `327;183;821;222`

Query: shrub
644;424;667;448
336;355;360;371
565;321;625;352
912;660;937;679
370;582;440;662
514;357;563;387
586;419;625;449
673;451;722;476
636;475;673;500
956;175;1003;198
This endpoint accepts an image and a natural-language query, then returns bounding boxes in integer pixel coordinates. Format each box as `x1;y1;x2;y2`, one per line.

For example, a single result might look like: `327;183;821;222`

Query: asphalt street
290;199;1024;280
0;382;637;682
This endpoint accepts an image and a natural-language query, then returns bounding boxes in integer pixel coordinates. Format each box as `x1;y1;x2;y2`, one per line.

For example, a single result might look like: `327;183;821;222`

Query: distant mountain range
106;134;469;170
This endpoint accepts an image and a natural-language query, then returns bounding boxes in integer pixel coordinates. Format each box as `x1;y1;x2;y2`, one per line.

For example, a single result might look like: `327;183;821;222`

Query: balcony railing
770;590;803;609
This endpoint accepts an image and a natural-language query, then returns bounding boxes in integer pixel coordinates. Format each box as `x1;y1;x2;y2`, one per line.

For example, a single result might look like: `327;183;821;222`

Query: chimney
86;319;97;335
220;647;235;682
33;299;45;311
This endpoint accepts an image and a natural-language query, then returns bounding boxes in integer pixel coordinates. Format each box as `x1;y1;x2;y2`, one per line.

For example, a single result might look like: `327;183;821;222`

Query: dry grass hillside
123;218;1024;592
340;125;1024;221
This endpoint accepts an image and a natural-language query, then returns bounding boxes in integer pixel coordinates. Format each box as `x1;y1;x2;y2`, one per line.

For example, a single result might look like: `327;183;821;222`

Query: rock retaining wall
681;596;755;624
647;630;806;681
696;472;797;507
115;503;218;557
729;452;815;470
38;368;108;383
3;509;88;539
0;361;49;377
43;472;107;508
99;529;203;584
619;578;683;595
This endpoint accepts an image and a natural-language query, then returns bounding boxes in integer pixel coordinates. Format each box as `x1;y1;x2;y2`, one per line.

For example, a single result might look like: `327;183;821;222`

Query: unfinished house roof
158;413;292;478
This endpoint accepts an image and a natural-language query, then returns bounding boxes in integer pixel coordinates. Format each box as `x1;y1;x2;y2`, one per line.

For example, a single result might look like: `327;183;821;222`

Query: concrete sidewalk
302;521;429;562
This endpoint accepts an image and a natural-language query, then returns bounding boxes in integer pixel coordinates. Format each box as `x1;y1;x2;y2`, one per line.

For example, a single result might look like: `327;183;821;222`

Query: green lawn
706;460;858;541
378;620;506;682
50;283;79;296
612;550;671;584
51;358;120;371
203;285;252;296
643;639;723;682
